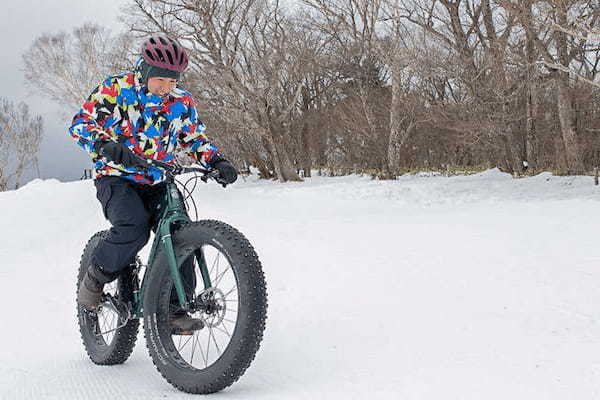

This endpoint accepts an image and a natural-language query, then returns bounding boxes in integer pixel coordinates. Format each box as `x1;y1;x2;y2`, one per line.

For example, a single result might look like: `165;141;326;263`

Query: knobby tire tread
77;231;139;365
143;220;268;394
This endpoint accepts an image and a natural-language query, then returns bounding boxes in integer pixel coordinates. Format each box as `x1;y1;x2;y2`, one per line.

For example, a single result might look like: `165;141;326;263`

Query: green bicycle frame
131;179;212;318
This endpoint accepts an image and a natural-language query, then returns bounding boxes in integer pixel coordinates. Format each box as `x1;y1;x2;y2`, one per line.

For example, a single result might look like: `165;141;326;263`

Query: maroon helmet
141;35;189;72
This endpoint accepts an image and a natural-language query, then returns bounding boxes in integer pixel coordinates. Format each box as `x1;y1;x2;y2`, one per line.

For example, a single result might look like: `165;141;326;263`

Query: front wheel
143;220;268;394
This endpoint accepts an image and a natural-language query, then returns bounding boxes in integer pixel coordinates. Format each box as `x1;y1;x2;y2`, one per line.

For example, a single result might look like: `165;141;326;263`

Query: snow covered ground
2;169;600;399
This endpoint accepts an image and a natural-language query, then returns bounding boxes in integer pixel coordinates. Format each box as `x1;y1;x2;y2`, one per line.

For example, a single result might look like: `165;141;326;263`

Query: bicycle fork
133;183;213;318
160;227;214;309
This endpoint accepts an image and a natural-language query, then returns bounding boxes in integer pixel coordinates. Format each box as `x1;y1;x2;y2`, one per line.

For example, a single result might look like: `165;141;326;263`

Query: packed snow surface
2;169;600;399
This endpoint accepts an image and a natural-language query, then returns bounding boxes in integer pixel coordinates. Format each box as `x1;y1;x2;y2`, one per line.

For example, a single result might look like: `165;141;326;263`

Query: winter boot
77;265;115;311
170;311;204;335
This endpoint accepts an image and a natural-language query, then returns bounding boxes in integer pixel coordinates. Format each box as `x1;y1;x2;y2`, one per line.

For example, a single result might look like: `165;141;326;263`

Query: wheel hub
194;288;226;327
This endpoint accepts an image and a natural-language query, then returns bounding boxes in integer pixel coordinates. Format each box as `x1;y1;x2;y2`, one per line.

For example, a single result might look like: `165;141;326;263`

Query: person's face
147;77;177;97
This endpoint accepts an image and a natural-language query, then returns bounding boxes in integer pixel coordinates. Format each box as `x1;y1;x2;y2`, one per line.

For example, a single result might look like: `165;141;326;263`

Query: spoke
190;329;198;365
108;313;115;341
226;309;238;313
101;313;108;334
107;311;113;330
224;286;237;298
213;324;231;338
197;332;208;367
223;317;237;324
178;334;193;352
110;310;117;329
215;252;221;282
209;326;221;354
107;312;116;342
214;266;231;288
209;250;219;278
206;326;211;367
221;320;231;337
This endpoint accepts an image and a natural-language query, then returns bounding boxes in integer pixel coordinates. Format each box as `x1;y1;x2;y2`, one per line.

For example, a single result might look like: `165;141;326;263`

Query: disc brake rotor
197;288;226;327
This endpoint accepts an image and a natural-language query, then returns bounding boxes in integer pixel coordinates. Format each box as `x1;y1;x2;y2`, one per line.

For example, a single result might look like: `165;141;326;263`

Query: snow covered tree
23;23;136;110
0;98;43;191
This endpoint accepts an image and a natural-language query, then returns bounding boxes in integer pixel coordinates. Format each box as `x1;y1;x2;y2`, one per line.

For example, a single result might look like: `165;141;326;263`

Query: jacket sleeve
175;97;222;167
68;77;121;158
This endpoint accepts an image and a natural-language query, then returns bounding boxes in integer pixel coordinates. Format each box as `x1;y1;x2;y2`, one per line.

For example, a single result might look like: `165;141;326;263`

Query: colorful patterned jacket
69;59;222;185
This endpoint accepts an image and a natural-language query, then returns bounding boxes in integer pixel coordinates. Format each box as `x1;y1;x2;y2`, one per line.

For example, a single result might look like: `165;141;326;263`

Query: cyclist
69;35;237;333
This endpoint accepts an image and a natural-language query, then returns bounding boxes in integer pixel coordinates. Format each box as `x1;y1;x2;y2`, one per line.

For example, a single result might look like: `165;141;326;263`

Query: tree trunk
524;2;538;172
0;168;6;192
555;5;585;174
500;131;521;174
14;160;24;189
300;86;312;178
300;120;312;178
556;79;584;173
387;57;402;179
266;122;302;182
554;134;569;172
34;158;41;178
260;133;276;179
525;80;538;172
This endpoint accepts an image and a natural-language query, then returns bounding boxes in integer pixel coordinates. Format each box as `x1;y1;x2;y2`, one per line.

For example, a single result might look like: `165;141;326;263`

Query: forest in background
20;0;600;182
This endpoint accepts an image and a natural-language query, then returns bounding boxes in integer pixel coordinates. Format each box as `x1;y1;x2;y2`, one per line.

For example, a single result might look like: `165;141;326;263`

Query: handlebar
145;157;204;176
142;158;226;186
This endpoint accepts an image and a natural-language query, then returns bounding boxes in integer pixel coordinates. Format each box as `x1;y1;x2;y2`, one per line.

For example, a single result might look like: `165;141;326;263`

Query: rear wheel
76;231;140;365
143;220;267;394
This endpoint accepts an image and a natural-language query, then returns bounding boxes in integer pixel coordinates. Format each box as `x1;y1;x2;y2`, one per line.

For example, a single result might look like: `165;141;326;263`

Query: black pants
91;177;197;302
92;176;165;274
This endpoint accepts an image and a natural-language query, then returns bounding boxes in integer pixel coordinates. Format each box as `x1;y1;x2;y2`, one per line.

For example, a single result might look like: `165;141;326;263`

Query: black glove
212;159;238;185
95;140;148;170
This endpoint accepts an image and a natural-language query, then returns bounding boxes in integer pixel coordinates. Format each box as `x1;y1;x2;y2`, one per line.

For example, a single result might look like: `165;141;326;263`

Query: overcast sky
3;0;127;183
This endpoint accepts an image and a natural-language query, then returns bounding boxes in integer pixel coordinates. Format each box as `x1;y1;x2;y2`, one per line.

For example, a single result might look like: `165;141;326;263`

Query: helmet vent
144;49;155;61
165;50;174;64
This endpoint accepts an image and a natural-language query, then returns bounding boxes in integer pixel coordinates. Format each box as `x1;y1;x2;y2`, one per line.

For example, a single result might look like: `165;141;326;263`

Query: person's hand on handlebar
95;140;149;171
211;158;238;186
95;141;237;186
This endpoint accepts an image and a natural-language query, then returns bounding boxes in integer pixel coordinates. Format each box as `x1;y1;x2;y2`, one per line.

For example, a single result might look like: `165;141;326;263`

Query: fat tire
76;230;140;365
143;220;268;394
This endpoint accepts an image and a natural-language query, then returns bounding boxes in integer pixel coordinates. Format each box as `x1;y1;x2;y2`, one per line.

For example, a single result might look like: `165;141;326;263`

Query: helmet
141;35;188;72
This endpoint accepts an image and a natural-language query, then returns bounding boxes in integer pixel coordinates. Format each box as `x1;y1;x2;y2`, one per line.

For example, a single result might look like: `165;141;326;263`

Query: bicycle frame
131;177;213;319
